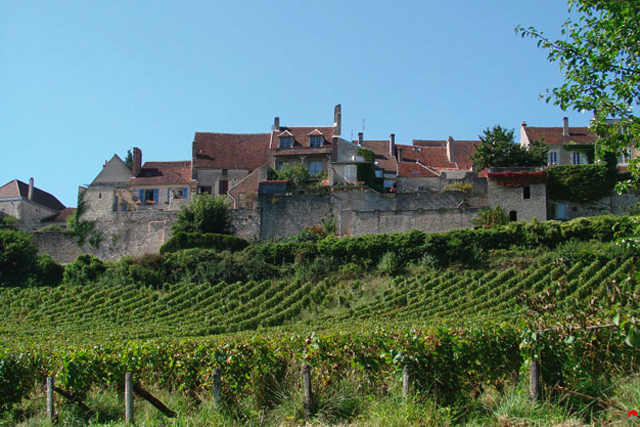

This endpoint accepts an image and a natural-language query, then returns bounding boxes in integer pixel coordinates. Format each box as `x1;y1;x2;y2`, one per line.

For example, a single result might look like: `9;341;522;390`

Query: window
572;152;588;165
620;149;633;163
523;186;531;199
375;169;383;178
344;165;357;182
222;169;228;176
555;202;567;220
509;211;517;222
418;185;426;192
170;187;188;200
310;136;323;148
548;151;558;165
219;180;229;195
198;186;212;195
308;161;323;175
279;137;292;149
139;189;158;204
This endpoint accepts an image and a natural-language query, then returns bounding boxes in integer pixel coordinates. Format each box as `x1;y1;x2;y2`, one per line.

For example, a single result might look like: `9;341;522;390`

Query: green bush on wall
547;164;617;202
160;232;249;254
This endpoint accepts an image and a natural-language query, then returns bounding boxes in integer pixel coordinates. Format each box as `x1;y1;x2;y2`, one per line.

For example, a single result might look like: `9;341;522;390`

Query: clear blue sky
0;1;588;207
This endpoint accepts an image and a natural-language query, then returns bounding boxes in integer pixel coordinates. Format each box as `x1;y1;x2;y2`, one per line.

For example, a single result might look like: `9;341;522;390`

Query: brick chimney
333;104;342;137
272;117;280;131
563;117;569;137
397;145;403;162
132;147;142;177
358;132;363;146
389;133;395;157
28;177;34;200
446;136;455;163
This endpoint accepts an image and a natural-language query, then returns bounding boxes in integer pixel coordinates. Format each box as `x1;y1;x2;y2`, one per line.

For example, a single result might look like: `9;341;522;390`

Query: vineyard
2;215;640;425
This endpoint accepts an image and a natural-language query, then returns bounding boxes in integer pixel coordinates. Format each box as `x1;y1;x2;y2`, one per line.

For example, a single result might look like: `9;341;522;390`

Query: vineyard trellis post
46;377;54;421
402;365;410;401
213;367;222;405
529;360;540;401
125;372;134;425
303;364;314;419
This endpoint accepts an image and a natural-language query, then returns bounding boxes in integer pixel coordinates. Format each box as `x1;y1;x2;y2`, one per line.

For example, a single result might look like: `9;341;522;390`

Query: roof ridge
195;131;270;136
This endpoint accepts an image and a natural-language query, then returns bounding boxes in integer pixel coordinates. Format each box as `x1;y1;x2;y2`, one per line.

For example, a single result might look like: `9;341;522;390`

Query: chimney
397;145;403;162
562;117;569;137
357;132;363;146
333;104;342;136
132;147;142;177
521;120;527;127
272;117;280;131
446;136;455;163
389;133;395;157
28;177;34;200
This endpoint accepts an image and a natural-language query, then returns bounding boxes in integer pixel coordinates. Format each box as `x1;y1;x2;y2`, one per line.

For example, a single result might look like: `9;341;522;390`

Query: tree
172;194;234;235
124;149;133;167
516;0;640;188
470;125;548;170
0;228;39;287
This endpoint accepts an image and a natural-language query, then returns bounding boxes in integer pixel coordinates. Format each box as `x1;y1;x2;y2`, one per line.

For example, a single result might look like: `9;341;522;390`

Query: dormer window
279;137;292;149
310;136;323;148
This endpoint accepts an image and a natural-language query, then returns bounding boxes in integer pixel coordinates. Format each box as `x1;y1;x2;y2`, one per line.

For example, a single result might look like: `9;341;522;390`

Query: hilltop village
1;104;638;262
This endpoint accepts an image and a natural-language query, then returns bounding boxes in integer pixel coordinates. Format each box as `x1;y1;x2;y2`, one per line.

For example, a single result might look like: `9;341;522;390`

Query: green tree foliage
471;206;510;229
160;232;248;253
275;163;311;187
172;194;234;235
0;229;39;287
0;214;18;230
124;149;133;167
517;0;640;188
62;254;106;286
470;125;548;169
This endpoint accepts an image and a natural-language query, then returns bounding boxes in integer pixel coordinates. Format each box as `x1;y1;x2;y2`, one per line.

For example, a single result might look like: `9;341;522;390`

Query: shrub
547;164;617;202
35;254;64;287
160;232;248;254
172;194;234;235
0;228;38;287
63;254;106;286
471;206;510;229
377;252;401;276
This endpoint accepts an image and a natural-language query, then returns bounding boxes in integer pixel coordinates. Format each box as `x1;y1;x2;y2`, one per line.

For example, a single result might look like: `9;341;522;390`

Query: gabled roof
270;126;334;149
193;132;271;170
42;207;77;223
128;161;196;186
396;139;480;178
0;179;66;212
358;140;398;173
523;126;596;146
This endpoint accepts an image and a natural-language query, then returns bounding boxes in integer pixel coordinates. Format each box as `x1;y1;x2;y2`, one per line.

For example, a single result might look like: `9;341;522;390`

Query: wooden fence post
212;367;222;405
46;377;55;421
125;372;134;425
402;365;410;401
529;360;540;401
303;364;314;419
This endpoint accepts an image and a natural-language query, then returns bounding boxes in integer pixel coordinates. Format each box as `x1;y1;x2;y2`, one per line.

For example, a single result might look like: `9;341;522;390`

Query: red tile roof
273;148;333;156
523;126;596;146
270;127;334;150
42;207;77;223
394;139;480;178
0;179;66;212
193;132;271;170
128;161;196;186
359;140;398;173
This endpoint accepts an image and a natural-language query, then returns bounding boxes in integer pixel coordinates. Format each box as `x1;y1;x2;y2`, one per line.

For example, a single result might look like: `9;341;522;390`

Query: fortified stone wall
548;192;640;220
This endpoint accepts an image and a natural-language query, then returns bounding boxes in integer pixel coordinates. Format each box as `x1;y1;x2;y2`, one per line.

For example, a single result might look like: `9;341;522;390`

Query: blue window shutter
183;187;188;199
153;189;159;202
139;189;144;202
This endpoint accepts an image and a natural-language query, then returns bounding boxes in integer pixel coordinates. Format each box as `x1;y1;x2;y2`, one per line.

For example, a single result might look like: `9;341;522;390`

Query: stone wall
0;199;59;231
549;191;640;220
259;193;333;239
487;181;547;222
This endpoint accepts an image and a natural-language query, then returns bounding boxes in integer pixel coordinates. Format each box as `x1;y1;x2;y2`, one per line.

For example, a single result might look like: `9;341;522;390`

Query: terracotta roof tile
359;140;398;173
523;126;596;146
397;162;439;178
193;132;271;170
128;161;196;186
395;140;480;178
270;126;334;150
42;207;77;223
0;179;66;212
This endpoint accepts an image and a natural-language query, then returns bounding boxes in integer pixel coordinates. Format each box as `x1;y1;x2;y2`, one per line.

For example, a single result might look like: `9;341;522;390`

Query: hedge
159;232;249;254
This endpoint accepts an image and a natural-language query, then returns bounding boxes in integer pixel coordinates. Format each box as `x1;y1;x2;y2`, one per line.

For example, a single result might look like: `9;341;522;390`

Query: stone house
0;178;67;230
520;117;598;166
